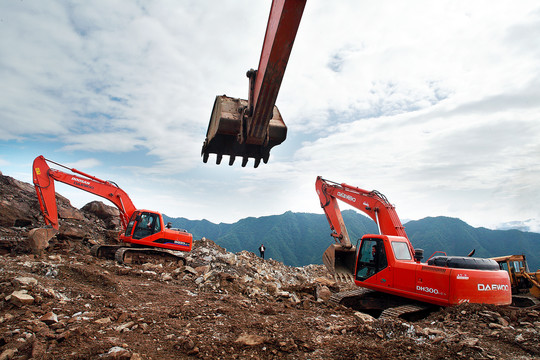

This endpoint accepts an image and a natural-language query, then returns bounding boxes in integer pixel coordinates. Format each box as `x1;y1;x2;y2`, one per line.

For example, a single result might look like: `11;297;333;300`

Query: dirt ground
0;237;539;360
0;173;539;359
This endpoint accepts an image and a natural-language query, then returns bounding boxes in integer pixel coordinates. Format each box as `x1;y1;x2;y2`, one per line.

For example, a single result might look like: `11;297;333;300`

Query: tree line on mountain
165;210;540;271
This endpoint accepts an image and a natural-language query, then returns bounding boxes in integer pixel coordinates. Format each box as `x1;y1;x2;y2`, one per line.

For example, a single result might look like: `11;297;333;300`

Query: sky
1;1;540;233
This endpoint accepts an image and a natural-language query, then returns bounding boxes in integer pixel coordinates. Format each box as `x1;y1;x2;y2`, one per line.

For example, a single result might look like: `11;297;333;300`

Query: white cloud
62;158;102;170
1;0;540;232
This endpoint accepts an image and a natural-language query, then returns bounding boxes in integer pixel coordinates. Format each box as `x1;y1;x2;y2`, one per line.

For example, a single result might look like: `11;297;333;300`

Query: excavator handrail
427;250;448;261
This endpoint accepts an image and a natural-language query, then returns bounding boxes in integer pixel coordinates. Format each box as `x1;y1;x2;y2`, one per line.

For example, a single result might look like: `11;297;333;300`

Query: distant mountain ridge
165;210;540;270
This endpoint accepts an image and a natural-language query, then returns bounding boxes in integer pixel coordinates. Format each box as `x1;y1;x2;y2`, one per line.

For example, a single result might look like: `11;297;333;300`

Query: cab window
355;239;387;281
125;219;136;236
132;213;160;239
391;241;412;260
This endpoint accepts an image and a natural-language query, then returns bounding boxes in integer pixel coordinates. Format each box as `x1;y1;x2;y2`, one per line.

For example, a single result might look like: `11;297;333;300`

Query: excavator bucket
323;243;357;277
201;95;287;168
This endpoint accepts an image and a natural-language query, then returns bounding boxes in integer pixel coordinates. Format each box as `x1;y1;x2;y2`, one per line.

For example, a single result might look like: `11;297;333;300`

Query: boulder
354;311;375;323
39;312;58;325
27;228;57;254
59;226;87;239
235;334;266;346
13;276;38;287
316;285;332;302
57;205;84;220
9;290;35;306
81;201;120;229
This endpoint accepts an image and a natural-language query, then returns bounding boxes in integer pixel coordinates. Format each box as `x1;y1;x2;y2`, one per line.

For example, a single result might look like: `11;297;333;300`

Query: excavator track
329;287;436;320
114;247;186;266
329;288;375;306
91;244;124;260
379;304;430;320
509;295;540;309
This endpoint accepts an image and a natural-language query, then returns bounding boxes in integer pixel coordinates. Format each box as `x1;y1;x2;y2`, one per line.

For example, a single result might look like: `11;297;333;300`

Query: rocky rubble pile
0;237;539;359
0;172;122;256
0;171;539;359
183;238;344;303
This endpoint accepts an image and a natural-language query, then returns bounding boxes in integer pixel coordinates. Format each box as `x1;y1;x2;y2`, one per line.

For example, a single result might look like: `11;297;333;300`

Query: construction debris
0;172;538;359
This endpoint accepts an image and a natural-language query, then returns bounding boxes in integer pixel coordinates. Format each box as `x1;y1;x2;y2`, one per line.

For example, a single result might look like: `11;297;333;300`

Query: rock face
81;201;121;229
0;174;42;228
0;172;121;254
0;172;539;359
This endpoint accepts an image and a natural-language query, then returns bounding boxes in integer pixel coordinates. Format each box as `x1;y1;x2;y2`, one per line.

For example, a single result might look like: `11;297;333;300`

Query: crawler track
330;287;436;320
114;247;186;266
379;304;430;320
91;244;187;266
329;288;375;306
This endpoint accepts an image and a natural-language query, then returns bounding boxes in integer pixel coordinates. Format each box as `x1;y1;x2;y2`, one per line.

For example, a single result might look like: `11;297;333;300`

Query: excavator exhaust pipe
201;95;287;168
323;244;357;277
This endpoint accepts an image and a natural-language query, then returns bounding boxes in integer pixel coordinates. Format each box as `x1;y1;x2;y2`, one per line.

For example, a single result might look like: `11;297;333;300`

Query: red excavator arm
32;155;136;230
315;176;413;273
316;176;408;244
202;0;306;168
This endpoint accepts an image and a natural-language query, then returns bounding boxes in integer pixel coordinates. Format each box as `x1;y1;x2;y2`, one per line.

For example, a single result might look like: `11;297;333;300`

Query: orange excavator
316;177;511;315
202;0;306;167
31;155;193;264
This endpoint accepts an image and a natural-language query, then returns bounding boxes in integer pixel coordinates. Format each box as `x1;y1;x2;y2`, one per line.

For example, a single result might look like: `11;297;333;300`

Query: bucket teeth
201;95;287;167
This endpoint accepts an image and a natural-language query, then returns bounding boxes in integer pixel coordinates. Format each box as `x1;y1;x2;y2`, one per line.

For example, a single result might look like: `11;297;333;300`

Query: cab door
355;238;388;282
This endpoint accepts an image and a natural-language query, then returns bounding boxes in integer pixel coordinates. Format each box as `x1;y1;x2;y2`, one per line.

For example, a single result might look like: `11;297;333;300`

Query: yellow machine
491;254;540;307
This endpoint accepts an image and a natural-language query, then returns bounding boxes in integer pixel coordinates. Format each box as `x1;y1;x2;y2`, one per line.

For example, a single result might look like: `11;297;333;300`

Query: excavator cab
201;95;287;167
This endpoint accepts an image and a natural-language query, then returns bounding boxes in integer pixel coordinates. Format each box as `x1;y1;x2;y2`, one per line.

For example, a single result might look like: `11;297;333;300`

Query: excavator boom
202;0;306;167
32;155;136;230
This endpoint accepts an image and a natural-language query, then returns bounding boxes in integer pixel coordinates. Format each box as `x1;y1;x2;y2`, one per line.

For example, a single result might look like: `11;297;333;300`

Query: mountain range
165;210;540;271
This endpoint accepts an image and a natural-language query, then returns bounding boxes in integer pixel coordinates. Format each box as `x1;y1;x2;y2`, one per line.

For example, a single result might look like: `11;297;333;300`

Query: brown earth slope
0;172;538;359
